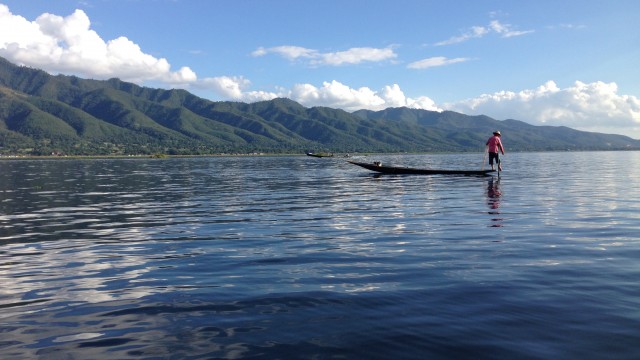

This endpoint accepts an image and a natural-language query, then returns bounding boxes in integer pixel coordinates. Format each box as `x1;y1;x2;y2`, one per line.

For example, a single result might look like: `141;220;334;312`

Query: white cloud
407;56;470;69
314;47;397;66
0;4;196;84
445;80;640;138
285;80;441;112
379;84;442;111
199;76;251;100
252;45;397;66
197;76;281;102
435;26;489;46
380;84;408;107
206;80;441;112
291;80;385;110
435;19;533;46
407;96;442;111
251;45;318;61
488;20;533;38
193;76;445;112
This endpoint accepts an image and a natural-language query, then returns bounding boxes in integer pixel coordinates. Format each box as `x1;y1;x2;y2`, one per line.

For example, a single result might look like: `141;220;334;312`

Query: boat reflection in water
487;177;503;227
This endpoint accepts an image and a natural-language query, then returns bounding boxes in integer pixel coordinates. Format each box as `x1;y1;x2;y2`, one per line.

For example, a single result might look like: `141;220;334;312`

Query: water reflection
487;177;503;227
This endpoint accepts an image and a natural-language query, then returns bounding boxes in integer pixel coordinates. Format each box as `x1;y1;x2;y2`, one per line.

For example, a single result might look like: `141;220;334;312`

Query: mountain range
1;56;638;156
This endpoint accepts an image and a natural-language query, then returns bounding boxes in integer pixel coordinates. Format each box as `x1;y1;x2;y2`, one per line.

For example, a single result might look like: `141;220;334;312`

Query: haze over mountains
1;56;638;156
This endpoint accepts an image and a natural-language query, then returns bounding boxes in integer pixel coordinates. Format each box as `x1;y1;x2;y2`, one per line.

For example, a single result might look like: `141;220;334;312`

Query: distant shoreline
1;149;638;160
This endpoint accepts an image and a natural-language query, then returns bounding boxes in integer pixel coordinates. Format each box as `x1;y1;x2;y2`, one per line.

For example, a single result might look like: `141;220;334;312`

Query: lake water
1;152;639;359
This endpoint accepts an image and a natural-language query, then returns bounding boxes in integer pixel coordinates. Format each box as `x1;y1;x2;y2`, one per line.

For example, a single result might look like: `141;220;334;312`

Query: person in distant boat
486;130;505;171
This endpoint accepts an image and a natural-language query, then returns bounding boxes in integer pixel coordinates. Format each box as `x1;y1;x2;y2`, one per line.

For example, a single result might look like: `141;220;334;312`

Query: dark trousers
489;152;500;165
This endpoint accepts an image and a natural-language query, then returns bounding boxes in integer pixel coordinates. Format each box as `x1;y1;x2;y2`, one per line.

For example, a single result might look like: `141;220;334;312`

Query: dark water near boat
1;152;639;359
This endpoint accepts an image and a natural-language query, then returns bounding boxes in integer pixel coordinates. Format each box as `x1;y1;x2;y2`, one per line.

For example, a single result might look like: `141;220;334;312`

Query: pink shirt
486;136;504;154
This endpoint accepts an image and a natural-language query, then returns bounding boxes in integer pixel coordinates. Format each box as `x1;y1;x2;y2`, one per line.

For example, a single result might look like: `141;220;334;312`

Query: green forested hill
1;57;638;156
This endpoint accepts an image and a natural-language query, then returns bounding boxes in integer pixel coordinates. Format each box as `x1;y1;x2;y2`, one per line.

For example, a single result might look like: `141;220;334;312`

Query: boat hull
348;161;495;176
306;152;334;158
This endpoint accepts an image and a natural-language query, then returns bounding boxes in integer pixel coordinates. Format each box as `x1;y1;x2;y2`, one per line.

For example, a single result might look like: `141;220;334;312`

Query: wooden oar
481;146;488;171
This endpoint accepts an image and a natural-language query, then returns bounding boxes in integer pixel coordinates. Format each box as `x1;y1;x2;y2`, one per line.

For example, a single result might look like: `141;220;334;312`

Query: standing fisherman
486;130;505;171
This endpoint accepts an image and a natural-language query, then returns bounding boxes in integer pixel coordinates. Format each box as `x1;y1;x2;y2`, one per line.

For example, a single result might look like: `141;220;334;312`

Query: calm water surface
1;152;639;359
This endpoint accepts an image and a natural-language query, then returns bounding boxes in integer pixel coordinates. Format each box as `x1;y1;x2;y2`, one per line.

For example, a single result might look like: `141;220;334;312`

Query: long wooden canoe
306;152;334;158
348;160;496;176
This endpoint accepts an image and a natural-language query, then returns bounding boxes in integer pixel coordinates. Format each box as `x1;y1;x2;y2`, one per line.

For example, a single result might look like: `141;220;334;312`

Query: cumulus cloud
0;4;196;84
192;74;443;112
201;78;441;112
290;80;384;109
286;81;442;112
436;19;533;46
199;76;251;99
407;56;470;69
445;80;640;137
197;76;281;102
252;45;397;66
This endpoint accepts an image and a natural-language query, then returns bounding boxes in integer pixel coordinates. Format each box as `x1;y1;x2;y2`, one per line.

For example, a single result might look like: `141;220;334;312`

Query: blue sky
1;0;639;139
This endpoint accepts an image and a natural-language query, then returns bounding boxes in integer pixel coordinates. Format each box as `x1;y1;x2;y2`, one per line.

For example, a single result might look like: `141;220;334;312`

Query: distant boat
306;152;334;158
348;160;495;176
